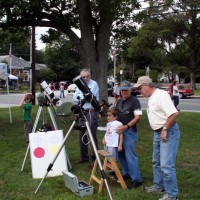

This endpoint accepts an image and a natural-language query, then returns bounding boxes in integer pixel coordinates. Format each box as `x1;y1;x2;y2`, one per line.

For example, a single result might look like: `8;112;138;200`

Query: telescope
71;75;112;115
72;75;100;110
40;81;59;105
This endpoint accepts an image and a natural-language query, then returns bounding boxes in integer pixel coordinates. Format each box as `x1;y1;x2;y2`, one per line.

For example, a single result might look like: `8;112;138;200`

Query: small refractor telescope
40;81;59;105
40;81;55;100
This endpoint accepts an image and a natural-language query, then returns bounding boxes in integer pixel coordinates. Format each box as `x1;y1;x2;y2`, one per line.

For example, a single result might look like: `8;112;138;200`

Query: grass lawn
194;89;200;96
0;106;200;200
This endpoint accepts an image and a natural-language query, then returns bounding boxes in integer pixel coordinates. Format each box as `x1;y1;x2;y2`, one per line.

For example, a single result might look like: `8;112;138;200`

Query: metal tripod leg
47;106;58;130
47;106;72;169
35;120;77;194
84;120;113;200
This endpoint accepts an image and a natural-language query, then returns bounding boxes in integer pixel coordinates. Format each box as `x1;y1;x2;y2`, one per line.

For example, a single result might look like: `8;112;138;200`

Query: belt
154;123;176;132
154;127;163;132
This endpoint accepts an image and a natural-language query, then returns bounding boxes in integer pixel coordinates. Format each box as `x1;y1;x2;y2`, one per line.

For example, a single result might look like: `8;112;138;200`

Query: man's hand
116;125;127;134
160;130;167;142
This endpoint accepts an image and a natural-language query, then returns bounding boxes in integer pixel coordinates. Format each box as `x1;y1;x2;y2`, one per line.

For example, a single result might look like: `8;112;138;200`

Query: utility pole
30;32;32;91
31;26;36;105
112;48;117;84
9;43;12;74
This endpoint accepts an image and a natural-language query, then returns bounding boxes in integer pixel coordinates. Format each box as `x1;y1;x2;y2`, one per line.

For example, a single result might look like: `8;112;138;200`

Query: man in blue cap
115;80;143;189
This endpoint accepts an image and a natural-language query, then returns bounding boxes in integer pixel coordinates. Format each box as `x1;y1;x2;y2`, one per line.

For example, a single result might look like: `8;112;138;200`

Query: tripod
34;108;113;200
21;103;72;172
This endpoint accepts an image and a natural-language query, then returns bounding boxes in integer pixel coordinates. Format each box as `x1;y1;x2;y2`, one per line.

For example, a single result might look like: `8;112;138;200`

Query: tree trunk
190;55;197;90
77;0;113;101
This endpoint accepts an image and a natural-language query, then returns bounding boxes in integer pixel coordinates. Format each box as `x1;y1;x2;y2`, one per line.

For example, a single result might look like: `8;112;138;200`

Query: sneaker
108;171;115;176
145;185;165;193
127;180;142;189
122;174;131;180
159;194;178;200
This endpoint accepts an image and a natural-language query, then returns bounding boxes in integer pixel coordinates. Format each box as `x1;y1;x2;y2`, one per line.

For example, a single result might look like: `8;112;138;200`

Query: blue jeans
153;123;180;198
118;128;142;182
173;96;179;109
60;90;65;98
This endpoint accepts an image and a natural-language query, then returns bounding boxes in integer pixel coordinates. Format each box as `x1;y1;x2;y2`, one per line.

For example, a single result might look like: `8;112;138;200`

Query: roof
0;55;47;70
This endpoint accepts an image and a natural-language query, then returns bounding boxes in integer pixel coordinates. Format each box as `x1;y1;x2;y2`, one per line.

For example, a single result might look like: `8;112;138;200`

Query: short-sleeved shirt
60;85;64;91
116;95;141;130
147;89;177;130
173;85;179;96
23;103;32;121
105;120;123;147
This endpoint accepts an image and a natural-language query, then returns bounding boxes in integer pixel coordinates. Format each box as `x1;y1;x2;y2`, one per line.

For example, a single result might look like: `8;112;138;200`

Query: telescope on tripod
21;80;71;172
35;75;113;200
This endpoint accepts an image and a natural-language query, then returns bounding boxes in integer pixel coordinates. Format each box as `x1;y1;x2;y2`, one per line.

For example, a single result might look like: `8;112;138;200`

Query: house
0;55;47;82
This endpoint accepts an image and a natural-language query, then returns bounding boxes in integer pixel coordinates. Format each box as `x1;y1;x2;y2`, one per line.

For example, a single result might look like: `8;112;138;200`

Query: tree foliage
0;0;141;99
44;34;81;81
0;27;45;63
143;0;200;87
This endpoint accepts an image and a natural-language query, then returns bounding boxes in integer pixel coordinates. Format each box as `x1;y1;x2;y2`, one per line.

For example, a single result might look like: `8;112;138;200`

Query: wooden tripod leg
109;158;127;189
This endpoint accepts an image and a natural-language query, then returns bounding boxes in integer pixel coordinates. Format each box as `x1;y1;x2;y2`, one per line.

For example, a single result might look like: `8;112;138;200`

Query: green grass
194;89;200;96
0;106;200;200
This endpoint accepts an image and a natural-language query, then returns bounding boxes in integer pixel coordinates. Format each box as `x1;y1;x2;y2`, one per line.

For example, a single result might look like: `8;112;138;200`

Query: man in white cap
134;76;180;200
115;80;143;189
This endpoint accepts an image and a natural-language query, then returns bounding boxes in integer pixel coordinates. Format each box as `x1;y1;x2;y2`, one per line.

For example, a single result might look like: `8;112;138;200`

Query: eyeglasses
82;75;90;78
138;83;147;90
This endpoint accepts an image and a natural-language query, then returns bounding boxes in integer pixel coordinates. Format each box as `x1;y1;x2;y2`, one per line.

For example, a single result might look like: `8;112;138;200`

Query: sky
35;27;49;50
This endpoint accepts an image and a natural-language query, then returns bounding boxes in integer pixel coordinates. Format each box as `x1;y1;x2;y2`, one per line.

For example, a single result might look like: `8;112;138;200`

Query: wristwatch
163;126;168;131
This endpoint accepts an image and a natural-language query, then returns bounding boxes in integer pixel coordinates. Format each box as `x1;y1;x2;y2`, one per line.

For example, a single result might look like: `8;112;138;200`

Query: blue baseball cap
119;80;132;90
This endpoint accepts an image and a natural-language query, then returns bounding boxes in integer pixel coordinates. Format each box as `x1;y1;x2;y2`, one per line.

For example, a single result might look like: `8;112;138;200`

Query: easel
89;150;127;192
21;104;72;171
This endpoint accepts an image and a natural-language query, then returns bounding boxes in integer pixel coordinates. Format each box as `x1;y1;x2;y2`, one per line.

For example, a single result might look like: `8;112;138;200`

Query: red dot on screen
33;147;45;158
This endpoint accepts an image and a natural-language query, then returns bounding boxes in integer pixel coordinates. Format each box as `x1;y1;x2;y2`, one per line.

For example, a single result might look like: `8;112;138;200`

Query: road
0;91;200;112
138;96;200;112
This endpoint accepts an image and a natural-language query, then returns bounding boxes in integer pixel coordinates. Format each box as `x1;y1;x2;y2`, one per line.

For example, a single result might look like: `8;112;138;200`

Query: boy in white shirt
102;107;123;161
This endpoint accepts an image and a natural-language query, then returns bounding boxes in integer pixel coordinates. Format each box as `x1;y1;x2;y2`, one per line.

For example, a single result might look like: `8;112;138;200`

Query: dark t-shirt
116;95;141;129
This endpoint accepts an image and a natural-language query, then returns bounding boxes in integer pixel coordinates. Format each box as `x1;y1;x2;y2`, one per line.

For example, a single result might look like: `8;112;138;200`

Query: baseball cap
134;76;152;88
119;80;132;90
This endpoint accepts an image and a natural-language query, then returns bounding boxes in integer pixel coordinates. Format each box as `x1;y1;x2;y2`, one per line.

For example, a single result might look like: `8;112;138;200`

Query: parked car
177;83;194;98
159;83;194;99
67;83;77;93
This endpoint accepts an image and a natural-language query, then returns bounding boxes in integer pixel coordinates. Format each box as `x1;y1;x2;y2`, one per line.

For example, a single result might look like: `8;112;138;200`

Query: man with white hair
134;76;180;200
73;68;99;165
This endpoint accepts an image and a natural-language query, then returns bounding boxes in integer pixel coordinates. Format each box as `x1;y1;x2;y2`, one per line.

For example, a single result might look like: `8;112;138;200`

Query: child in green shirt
19;94;33;146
